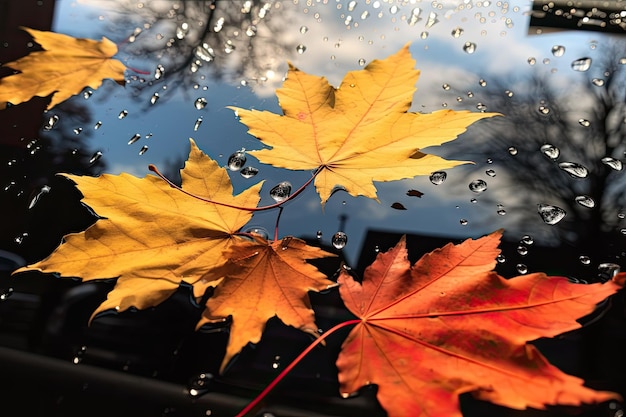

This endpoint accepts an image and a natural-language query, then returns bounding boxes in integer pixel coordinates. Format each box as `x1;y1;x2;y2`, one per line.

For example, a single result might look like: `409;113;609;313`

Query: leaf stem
233;319;361;417
148;164;321;212
273;207;284;241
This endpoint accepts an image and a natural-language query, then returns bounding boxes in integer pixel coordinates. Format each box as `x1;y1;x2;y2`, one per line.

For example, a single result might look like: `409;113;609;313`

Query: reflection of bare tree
446;42;626;261
101;0;298;103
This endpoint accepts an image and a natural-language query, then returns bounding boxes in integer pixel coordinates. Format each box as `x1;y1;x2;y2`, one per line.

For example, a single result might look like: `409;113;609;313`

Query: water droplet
193;117;203;131
425;11;439;28
451;27;464;38
28;185;51;209
459;218;468;226
497;207;506;216
316;230;323;239
601;157;623;171
94;120;102;129
245;25;257;37
188;373;214;397
442;83;451;91
13;232;28;245
521;235;534;245
463;42;476;54
194;98;207;110
468;179;487;193
243;227;269;239
83;90;93;99
408;7;421;25
537;204;566;225
516;263;528;274
271;355;281;369
598;263;620;282
89;151;103;164
571;57;592;72
517;245;528;256
0;287;13;300
128;133;141;145
551;45;565;57
540;143;560;160
485;169;496;177
429;171;447;185
575;195;595;208
358;58;366;66
420;31;429;39
496;254;506;263
240;166;258;179
138;146;148;155
150;92;160;104
347;0;357;11
73;346;87;364
299;26;308;34
118;110;128;119
332;231;348;249
578;119;590;127
476;102;487;111
558;162;589;178
154;64;165;80
227;149;246;171
592;78;605;87
73;127;83;135
508;146;518;155
579;255;591;265
527;57;536;65
296;44;306;54
269;181;292;202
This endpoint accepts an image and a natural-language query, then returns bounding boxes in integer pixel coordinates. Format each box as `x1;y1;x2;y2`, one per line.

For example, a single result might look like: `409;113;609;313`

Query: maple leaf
14;139;263;319
230;44;499;205
336;230;623;417
197;235;337;372
0;27;126;110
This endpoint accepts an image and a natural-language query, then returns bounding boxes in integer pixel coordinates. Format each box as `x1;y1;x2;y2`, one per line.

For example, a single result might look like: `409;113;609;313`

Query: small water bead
128;133;141;145
43;115;59;131
358;58;366;67
240;166;258;179
571;57;592;72
89;151;103;164
486;158;493;164
193;117;203;131
521;235;534;245
478;79;487;87
425;11;439;28
73;346;87;364
470;198;478;204
601;157;623;171
459;218;468;226
462;42;476;54
154;64;165;79
271;355;281;369
269;181;292;202
150;92;160;104
508;146;518;155
551;45;565;57
467;91;474;98
496;254;506;263
299;25;308;34
516;263;528;274
575;195;595;208
496;206;506;216
476;103;487;111
138;145;149;155
485;169;496;177
442;83;451;90
332;231;348;249
316;230;323;239
527;57;536;65
558;162;589;178
468;179;487;193
579;255;591;265
14;232;28;245
619;212;626;220
538;105;550;115
296;44;306;54
188;373;214;397
420;31;429;39
592;78;605;87
227;149;246;171
0;287;13;301
408;7;422;25
429;171;447;185
118;110;128;119
504;90;514;97
73;127;83;135
245;25;257;37
194;98;207;110
83;90;93;99
537;204;566;225
517;245;528;256
94;121;102;129
540;143;560;160
578;119;591;127
451;27;464;38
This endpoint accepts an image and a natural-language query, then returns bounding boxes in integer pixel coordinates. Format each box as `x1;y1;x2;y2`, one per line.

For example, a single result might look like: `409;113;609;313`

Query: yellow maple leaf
231;44;500;205
197;235;336;372
14;139;263;319
0;27;126;110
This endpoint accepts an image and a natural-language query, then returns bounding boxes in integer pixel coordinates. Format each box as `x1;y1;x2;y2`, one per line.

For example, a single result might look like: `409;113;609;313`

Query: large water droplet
227;149;246;171
575;195;595;208
240;166;258;179
128;133;141;145
558;162;589;178
537;204;566;225
188;373;214;397
601;157;623;171
468;179;487;193
463;42;476;54
551;45;565;57
571;57;592;72
243;226;269;239
269;181;292;202
194;98;207;110
429;171;447;185
540;143;560;160
332;231;348;249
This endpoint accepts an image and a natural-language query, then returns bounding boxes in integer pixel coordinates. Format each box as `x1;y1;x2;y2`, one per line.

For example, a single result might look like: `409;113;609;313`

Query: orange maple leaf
0;27;126;110
197;235;337;372
230;44;499;205
337;230;623;417
14;139;263;319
